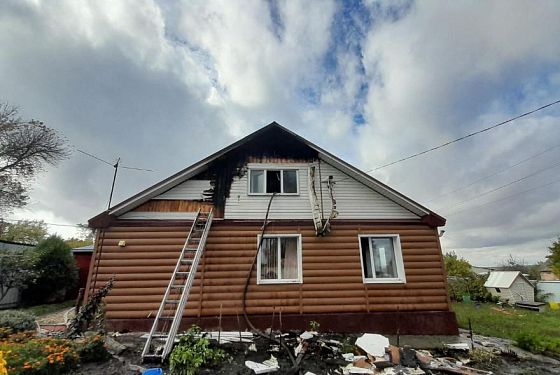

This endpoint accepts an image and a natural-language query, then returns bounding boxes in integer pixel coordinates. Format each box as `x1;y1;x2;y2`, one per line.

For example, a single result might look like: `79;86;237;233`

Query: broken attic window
360;236;405;283
258;235;301;284
266;170;281;193
248;169;299;194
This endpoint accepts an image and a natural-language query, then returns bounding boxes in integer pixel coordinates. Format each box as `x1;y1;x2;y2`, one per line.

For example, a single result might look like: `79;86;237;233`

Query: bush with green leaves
76;334;111;363
448;273;492;302
169;325;231;375
515;332;560;354
22;235;78;305
0;310;36;334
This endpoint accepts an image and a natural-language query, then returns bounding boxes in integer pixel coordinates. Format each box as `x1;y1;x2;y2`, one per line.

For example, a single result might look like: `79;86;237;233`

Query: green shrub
169;325;231;375
448;273;492;302
515;332;560;354
0;310;36;334
76;335;110;363
23;236;78;305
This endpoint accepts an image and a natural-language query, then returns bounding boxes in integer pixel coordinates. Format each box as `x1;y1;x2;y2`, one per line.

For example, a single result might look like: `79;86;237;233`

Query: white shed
484;271;535;304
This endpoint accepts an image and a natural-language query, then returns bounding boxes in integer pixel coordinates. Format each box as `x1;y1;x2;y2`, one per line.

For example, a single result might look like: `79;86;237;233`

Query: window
359;235;406;283
257;235;302;284
495;288;501;293
249;169;299;195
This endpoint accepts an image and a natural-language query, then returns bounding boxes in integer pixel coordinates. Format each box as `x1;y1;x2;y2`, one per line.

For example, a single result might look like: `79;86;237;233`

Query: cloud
1;0;559;266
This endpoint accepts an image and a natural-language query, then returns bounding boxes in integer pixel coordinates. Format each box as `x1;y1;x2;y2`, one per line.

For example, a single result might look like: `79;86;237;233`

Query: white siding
154;180;211;200
509;277;535;303
313;161;419;220
224;161;419;220
225;163;312;219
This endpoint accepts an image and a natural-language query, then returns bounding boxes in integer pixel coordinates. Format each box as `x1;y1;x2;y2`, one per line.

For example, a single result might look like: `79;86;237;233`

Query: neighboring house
70;244;94;298
86;122;457;335
540;267;560;281
471;266;497;275
0;240;35;309
484;271;535;304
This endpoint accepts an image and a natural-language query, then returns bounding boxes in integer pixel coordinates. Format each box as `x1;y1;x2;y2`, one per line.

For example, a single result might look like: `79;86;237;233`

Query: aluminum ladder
141;209;213;362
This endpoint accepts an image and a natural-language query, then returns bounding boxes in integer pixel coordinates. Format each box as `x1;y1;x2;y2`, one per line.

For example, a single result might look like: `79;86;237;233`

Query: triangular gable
90;122;445;227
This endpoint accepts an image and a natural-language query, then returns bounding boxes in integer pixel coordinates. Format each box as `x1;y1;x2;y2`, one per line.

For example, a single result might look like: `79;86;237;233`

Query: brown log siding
132;200;213;212
87;221;451;321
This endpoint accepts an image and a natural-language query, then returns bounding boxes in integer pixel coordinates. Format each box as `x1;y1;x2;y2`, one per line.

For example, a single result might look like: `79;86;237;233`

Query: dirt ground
68;331;560;375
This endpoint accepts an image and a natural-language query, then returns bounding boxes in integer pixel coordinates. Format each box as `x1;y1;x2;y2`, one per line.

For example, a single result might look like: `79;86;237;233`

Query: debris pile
242;331;495;375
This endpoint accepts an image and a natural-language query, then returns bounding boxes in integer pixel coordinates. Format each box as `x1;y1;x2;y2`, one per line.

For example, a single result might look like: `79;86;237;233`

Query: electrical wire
332;99;560;184
76;148;154;171
424;143;560;203
445;177;560;217
372;99;560;171
443;159;560;211
0;218;84;228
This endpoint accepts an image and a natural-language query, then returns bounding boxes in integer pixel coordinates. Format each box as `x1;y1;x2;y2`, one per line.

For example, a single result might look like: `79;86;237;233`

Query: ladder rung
181;259;193;264
176;271;189;275
171;284;184;288
158;316;174;321
165;300;180;304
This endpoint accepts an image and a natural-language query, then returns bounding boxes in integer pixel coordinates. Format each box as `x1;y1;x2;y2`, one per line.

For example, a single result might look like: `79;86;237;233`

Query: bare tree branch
0;103;69;212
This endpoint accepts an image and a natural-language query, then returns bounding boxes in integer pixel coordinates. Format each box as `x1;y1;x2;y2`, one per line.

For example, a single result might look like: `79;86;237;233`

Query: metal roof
484;271;533;288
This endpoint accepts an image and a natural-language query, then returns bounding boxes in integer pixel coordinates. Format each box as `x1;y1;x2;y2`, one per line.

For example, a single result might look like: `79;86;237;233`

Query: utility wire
424;143;560;203
76;148;154;172
1;218;84;228
333;99;560;184
446;177;560;217
76;149;112;166
372;99;560;171
443;159;560;211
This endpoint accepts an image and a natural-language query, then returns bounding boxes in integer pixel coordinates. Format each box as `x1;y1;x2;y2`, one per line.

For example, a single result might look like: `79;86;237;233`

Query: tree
64;224;94;249
547;237;560;278
0;219;48;245
22;236;78;305
0;249;36;304
0;103;69;212
444;251;472;277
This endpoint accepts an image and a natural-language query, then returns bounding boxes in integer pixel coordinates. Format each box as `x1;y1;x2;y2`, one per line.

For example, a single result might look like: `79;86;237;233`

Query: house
0;240;35;309
70;244;94;298
484;271;535;304
540;267;560;281
86;122;457;335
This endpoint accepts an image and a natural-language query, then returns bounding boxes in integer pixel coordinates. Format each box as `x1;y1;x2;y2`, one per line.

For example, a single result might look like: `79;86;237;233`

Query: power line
446;177;560;217
1;218;84;228
76;149;112;166
424;143;560;203
444;159;560;211
76;148;154;172
371;99;560;171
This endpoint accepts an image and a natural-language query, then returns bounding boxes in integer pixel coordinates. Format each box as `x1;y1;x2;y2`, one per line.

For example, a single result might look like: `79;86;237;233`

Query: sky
1;0;559;266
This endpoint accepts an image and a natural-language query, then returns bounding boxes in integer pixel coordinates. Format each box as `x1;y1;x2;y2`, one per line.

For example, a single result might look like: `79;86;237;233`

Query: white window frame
358;234;406;284
248;168;299;196
256;234;303;284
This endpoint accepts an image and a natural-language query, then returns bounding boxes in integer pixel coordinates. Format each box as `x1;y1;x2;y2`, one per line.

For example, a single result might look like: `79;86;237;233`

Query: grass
453;302;560;354
18;300;74;317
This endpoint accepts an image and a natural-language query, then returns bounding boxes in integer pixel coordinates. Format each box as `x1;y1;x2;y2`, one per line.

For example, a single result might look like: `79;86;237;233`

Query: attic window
359;235;406;284
249;169;298;195
495;288;501;293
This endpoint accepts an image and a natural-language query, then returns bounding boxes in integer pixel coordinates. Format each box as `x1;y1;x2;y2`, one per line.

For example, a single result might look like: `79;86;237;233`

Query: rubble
356;334;390;357
245;355;280;374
